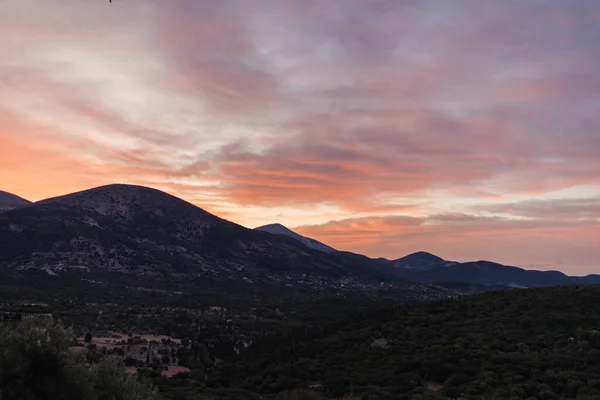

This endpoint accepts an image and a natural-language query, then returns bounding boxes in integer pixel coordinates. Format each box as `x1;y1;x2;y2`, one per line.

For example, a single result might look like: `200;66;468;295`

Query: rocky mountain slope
254;223;335;253
0;184;401;293
0;190;32;213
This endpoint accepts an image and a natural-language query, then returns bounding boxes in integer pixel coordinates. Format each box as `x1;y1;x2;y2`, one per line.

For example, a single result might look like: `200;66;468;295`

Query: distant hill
398;259;600;287
384;251;599;288
392;251;457;270
0;190;32;213
254;223;336;253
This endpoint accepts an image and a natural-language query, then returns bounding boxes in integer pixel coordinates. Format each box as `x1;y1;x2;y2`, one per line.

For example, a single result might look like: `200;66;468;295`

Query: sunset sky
1;0;598;274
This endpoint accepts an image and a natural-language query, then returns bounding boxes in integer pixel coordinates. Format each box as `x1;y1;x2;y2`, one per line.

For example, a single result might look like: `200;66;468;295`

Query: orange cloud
295;213;600;275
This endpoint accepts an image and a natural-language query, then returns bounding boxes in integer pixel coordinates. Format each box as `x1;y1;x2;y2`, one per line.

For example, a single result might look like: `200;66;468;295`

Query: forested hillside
189;286;600;399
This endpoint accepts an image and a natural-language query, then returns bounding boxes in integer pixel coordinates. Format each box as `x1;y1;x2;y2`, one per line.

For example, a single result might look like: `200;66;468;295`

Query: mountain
0;190;32;213
389;251;593;287
573;274;600;284
0;183;595;293
386;251;599;288
254;223;335;253
392;251;457;270
400;259;600;287
0;184;408;295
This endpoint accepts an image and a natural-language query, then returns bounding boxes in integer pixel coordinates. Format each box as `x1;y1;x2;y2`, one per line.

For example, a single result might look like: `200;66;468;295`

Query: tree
0;317;162;400
84;332;92;343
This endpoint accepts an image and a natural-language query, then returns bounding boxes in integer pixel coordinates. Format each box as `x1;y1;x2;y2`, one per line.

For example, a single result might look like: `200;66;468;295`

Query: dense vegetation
0;317;161;400
0;319;357;400
5;269;600;399
187;285;600;399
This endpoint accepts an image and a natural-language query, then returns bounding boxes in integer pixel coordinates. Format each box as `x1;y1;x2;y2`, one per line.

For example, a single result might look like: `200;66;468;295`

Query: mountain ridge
0;184;405;294
0;183;597;290
0;190;32;213
254;223;336;253
392;250;458;270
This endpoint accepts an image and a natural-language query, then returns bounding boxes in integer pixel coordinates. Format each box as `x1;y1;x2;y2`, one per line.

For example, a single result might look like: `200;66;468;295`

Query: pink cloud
296;213;600;274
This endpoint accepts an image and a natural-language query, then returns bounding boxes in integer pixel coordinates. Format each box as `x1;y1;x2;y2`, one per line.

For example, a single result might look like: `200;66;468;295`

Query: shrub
0;317;162;400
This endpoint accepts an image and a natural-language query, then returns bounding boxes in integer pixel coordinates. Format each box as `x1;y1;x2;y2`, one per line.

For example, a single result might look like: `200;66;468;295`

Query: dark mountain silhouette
0;190;32;213
0;183;596;292
400;260;600;287
392;251;457;270
254;223;335;253
0;184;403;291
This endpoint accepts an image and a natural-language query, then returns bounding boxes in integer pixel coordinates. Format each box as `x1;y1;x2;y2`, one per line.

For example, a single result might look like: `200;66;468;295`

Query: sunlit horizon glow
1;0;598;274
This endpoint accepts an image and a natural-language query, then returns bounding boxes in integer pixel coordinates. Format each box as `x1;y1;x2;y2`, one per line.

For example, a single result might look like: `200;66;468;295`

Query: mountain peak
38;184;175;204
393;251;448;271
255;223;293;234
400;251;446;263
34;183;221;225
0;190;32;213
255;223;336;253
